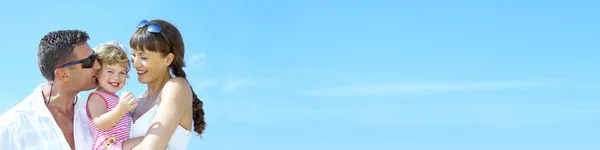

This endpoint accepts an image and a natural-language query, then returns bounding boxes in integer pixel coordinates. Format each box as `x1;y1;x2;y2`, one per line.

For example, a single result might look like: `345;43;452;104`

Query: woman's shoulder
167;77;189;85
163;77;191;90
160;77;192;101
159;77;192;100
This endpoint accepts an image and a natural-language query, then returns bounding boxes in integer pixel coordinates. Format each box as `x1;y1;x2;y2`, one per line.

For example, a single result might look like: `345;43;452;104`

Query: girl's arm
130;90;148;116
132;77;192;150
87;93;131;131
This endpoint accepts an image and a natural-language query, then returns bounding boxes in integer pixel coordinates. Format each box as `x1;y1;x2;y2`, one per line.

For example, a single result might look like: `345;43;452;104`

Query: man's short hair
38;30;90;81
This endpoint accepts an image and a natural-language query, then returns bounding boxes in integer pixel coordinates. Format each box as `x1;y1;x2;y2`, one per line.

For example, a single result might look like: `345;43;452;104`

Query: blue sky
1;0;600;149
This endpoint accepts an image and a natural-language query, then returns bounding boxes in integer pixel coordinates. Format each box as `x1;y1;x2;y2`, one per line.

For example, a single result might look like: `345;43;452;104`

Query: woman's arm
132;77;192;150
122;136;144;150
87;94;130;131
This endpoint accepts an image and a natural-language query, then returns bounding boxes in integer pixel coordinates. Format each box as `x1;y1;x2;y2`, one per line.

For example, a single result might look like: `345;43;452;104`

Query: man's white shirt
0;84;93;150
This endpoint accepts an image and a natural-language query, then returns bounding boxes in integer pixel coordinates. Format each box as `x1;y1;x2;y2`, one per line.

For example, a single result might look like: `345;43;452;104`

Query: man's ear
54;68;70;81
164;53;175;67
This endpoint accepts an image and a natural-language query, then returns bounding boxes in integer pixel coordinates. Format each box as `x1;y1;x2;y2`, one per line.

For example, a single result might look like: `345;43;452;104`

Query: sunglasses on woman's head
137;20;163;33
136;20;174;52
57;51;96;69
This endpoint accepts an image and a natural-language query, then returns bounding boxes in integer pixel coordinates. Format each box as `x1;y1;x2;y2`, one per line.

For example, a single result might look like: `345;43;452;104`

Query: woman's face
130;49;169;84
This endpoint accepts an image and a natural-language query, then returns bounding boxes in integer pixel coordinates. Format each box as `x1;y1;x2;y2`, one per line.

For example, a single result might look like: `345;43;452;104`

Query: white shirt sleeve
0;123;21;150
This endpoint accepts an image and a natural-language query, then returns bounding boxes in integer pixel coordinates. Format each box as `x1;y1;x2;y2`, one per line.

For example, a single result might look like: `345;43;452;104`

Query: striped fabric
87;91;133;150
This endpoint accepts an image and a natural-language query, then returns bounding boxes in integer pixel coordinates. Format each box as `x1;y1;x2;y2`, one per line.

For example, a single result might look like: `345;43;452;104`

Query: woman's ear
164;53;175;67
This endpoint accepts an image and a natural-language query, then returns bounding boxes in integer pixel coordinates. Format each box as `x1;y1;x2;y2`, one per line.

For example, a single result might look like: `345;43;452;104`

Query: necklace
41;88;77;106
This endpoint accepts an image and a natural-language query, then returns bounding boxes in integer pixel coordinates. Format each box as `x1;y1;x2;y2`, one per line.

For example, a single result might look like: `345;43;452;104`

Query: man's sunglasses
45;50;95;106
136;20;174;52
57;51;96;68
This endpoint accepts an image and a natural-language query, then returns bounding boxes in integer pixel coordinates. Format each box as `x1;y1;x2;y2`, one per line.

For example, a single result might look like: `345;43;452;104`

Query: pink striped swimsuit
86;91;133;150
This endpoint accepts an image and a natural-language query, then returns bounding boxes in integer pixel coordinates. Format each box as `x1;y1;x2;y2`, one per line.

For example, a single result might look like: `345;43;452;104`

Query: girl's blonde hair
93;40;131;73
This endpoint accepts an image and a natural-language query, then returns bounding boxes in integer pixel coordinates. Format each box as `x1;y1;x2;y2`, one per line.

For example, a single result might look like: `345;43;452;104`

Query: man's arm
0;123;20;150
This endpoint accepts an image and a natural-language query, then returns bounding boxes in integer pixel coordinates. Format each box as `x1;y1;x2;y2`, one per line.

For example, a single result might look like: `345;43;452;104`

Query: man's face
67;42;101;92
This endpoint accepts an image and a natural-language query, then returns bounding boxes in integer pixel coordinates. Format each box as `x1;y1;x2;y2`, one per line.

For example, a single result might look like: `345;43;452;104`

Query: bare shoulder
164;77;192;93
87;93;105;102
167;77;190;86
86;93;107;108
160;77;192;103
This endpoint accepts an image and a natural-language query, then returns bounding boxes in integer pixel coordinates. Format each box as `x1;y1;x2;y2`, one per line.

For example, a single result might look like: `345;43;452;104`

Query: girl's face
130;50;169;84
97;64;128;93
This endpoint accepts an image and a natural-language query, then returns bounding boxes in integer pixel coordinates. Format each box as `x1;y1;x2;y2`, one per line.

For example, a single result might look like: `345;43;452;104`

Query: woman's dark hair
130;19;206;135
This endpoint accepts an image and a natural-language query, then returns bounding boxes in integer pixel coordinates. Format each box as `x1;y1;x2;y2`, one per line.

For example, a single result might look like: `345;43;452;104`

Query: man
0;30;100;149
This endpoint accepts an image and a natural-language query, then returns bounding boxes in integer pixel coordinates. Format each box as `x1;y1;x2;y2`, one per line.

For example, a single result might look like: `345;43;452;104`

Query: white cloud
186;53;207;68
353;103;600;127
220;101;600;127
216;99;321;124
192;78;220;94
211;96;600;127
221;79;251;93
295;80;556;97
220;78;280;93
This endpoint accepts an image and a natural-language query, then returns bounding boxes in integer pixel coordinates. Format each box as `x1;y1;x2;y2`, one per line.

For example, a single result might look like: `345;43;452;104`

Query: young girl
86;41;141;150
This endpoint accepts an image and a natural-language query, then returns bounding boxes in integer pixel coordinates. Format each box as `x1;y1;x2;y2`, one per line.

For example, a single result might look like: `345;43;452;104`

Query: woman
127;19;206;150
